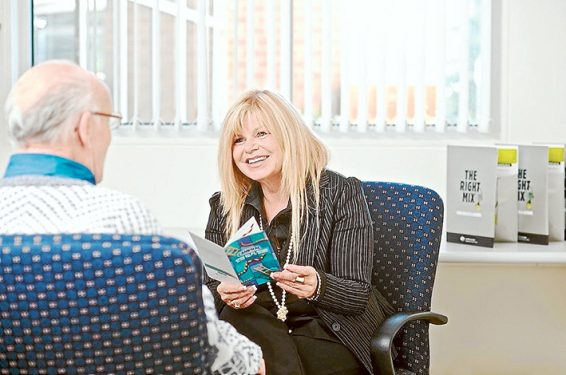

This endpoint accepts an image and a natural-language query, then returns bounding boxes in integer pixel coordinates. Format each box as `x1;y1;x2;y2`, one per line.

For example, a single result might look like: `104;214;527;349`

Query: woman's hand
217;282;257;309
271;264;318;299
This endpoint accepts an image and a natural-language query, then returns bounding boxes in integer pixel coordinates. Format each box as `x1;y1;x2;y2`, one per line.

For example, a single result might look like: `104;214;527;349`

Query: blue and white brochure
189;217;281;286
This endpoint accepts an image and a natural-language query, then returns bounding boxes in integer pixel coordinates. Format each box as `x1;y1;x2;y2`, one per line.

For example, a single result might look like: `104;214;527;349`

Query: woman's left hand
271;264;318;299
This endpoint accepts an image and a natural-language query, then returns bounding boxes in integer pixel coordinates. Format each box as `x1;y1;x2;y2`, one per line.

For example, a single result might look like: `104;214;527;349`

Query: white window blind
31;0;491;135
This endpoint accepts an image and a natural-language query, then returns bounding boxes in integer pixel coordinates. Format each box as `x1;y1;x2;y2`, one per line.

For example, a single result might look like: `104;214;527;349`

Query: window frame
13;0;500;144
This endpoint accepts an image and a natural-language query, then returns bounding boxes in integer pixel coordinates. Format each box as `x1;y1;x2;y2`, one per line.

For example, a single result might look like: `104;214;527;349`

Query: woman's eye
256;131;268;137
233;137;244;145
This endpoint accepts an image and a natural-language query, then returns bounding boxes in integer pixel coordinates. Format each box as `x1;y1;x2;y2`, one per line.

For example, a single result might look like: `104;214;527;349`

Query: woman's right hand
217;282;257;309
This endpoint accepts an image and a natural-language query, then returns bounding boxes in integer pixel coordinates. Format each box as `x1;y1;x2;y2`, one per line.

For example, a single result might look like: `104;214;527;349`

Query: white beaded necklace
260;214;293;322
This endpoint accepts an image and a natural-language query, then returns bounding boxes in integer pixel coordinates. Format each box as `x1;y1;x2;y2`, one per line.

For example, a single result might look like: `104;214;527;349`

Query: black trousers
220;303;366;375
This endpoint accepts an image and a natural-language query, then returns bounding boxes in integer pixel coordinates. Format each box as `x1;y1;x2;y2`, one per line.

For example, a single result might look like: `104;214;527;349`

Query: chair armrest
371;311;448;375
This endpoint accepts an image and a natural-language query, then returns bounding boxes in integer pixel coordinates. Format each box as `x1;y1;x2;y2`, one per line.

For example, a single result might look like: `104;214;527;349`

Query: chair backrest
0;233;209;374
362;182;444;375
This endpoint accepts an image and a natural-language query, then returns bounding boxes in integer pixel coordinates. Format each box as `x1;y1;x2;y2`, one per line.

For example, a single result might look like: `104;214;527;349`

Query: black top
243;182;318;320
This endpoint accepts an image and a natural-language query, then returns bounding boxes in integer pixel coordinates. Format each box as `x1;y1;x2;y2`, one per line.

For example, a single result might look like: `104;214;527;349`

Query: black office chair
362;182;447;375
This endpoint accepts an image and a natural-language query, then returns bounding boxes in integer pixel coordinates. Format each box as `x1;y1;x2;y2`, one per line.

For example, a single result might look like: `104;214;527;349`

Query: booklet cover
518;145;549;245
189;217;281;286
446;145;498;247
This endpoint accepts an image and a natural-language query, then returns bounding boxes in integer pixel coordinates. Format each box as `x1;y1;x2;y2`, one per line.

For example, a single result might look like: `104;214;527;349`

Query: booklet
545;145;565;241
518;145;549;245
188;217;281;286
533;143;566;241
446;145;498;247
447;145;520;247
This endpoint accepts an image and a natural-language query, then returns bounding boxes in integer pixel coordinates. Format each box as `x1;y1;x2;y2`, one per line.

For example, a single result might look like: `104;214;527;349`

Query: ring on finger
233;301;240;309
294;276;305;284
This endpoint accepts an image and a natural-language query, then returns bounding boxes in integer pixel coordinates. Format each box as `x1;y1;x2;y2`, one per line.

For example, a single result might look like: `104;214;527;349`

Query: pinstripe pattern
205;170;392;374
0;176;160;234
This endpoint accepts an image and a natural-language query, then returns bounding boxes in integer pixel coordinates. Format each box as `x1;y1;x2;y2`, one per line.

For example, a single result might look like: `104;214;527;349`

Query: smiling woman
219;90;328;244
203;90;395;375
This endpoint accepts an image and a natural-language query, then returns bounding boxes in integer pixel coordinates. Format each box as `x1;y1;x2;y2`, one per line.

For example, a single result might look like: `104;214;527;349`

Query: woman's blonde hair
218;90;328;260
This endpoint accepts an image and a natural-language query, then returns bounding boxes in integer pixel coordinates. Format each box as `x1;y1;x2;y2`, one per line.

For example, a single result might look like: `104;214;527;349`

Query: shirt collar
244;182;292;217
3;153;96;185
244;182;265;213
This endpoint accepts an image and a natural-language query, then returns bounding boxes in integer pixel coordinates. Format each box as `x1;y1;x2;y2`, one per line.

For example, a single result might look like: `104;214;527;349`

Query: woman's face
232;114;283;188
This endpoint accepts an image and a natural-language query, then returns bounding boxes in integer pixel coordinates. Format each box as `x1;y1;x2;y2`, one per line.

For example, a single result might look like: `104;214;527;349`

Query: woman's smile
246;155;269;165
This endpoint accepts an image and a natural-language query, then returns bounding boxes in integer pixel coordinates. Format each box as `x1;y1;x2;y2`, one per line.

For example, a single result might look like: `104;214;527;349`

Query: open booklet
188;217;281;286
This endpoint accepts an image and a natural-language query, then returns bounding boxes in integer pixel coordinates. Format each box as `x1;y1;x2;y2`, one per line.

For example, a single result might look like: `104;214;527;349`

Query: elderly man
1;60;264;375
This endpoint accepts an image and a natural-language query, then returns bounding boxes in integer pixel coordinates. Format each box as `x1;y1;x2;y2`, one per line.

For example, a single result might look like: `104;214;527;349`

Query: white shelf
440;240;566;264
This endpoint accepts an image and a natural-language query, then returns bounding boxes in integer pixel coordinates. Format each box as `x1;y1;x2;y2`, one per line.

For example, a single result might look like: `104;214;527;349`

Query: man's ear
76;112;92;148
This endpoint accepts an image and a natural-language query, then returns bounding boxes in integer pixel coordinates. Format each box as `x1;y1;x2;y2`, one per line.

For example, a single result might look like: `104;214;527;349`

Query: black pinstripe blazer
204;170;391;374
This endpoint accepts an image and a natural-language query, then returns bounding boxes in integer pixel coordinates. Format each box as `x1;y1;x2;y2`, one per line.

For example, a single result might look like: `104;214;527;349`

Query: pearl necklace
260;214;293;322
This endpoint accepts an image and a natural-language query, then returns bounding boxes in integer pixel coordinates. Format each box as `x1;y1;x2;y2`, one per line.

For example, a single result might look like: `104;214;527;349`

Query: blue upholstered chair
362;182;447;375
0;233;209;374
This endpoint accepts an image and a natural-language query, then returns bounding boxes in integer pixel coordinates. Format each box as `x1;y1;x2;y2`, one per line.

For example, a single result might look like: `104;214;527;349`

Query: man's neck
19;145;74;160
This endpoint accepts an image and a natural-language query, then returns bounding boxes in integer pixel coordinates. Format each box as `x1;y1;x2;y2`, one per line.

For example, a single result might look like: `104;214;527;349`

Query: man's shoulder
2;177;152;214
65;185;161;234
88;186;158;219
0;178;161;235
0;176;144;204
0;175;90;188
89;184;143;202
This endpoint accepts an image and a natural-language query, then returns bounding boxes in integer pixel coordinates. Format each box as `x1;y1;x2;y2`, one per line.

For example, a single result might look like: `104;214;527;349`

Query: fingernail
253;295;257;300
283;263;289;269
242;286;247;291
276;282;281;287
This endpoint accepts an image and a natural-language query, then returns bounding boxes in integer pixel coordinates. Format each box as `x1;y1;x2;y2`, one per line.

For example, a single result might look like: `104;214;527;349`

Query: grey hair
4;75;98;147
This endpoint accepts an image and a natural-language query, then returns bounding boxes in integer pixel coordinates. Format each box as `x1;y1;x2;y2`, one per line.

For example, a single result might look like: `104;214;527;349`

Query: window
31;0;491;135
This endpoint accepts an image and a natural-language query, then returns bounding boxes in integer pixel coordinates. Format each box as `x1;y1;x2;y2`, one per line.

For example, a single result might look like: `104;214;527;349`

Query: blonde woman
204;90;393;375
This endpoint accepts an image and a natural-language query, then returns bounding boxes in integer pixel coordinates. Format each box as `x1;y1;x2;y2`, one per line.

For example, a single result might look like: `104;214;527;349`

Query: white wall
503;0;566;143
104;138;449;236
1;1;566;374
0;0;12;166
431;264;566;374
